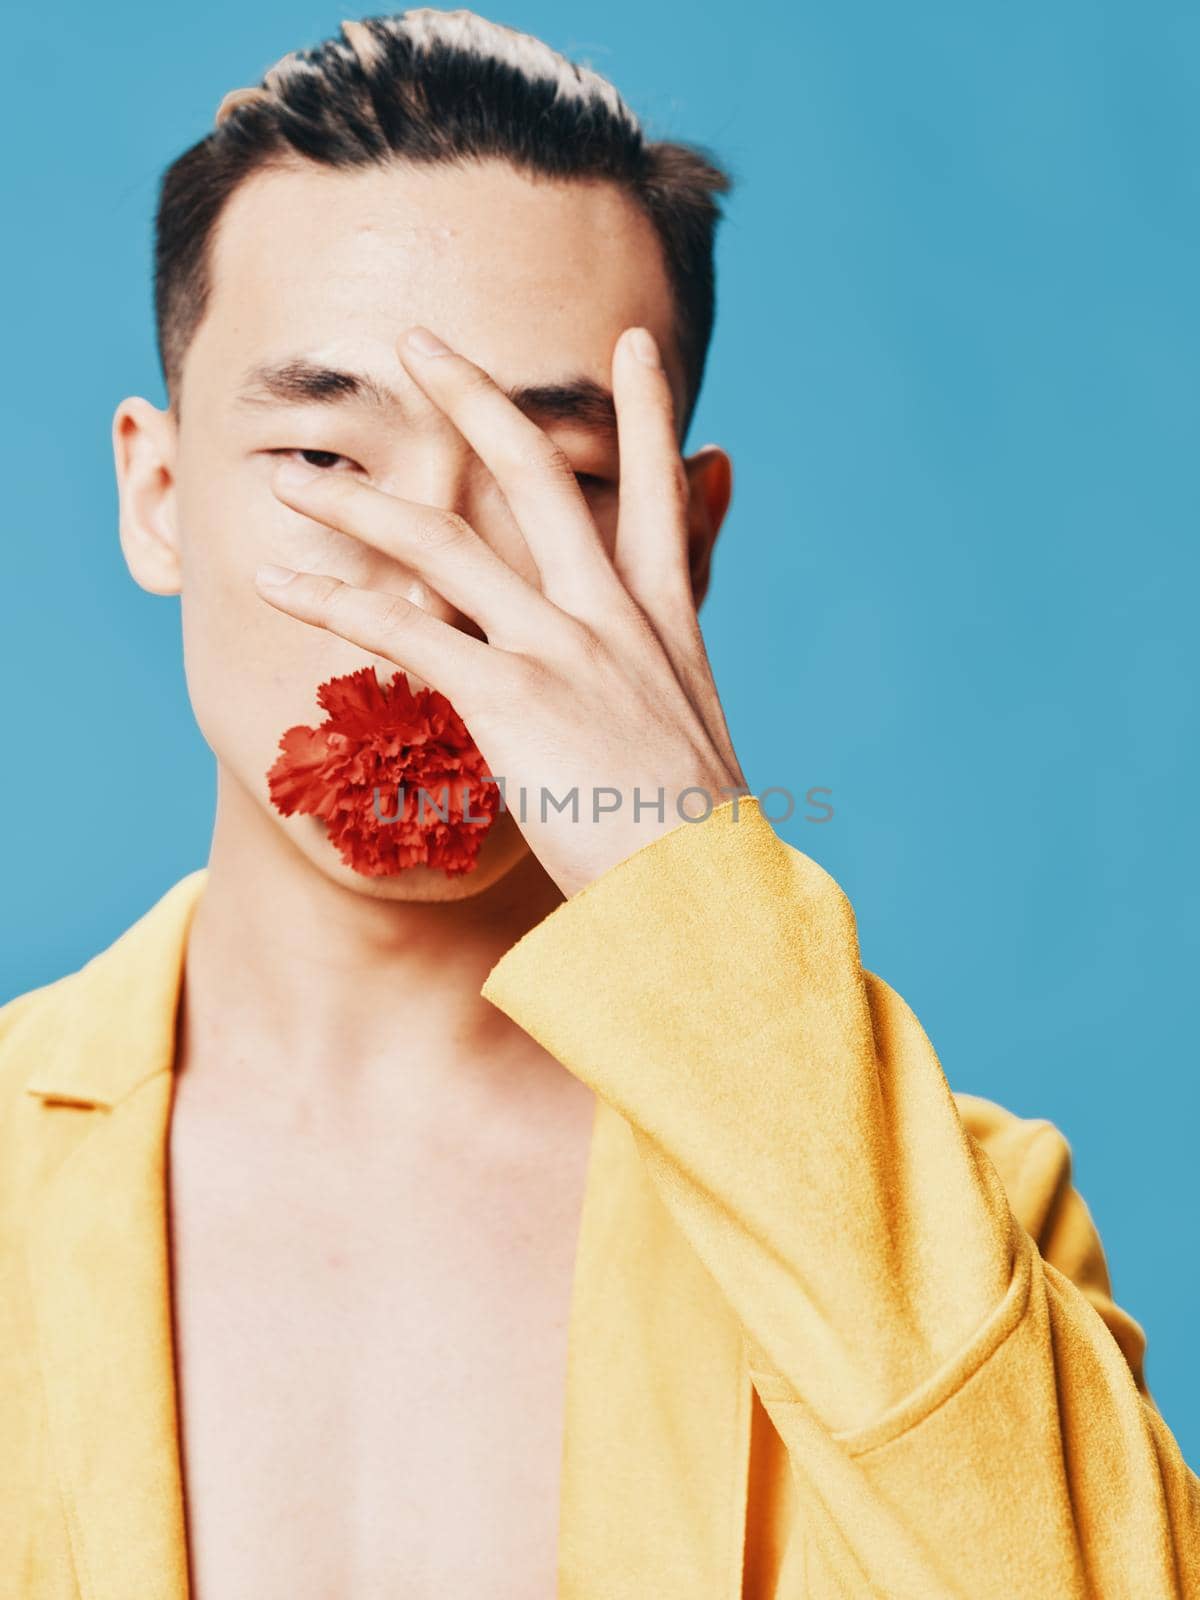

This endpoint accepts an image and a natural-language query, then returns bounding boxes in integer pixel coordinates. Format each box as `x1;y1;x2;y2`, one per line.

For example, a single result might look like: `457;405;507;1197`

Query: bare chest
165;1081;597;1600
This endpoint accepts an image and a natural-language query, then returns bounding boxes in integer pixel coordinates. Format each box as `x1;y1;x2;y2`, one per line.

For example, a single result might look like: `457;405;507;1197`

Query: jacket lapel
559;1097;754;1598
19;867;754;1599
22;871;207;1600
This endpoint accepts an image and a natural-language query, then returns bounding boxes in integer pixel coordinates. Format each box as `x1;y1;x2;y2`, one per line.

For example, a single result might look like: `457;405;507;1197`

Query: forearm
483;794;1017;1433
482;795;1200;1594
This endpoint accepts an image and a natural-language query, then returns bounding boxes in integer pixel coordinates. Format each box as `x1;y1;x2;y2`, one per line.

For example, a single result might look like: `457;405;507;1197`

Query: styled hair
152;8;735;440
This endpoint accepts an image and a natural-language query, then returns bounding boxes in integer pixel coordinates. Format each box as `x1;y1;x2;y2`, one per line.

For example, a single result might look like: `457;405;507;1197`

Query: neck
176;767;565;1119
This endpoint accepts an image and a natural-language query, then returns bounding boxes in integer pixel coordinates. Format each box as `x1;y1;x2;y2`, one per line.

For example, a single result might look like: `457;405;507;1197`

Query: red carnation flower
266;667;501;877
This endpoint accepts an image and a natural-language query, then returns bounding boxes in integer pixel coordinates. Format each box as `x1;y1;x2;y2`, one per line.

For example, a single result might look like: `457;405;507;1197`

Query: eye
575;472;616;492
269;448;361;473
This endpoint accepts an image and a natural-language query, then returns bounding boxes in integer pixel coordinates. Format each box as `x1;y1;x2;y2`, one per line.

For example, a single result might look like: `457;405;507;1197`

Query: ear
681;444;733;612
112;396;183;595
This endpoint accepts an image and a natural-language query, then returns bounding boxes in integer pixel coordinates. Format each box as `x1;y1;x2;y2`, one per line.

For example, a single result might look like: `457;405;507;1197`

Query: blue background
4;2;1197;1458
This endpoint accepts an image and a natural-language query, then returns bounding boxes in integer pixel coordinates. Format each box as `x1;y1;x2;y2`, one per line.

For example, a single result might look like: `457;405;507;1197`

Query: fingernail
406;325;452;358
256;564;297;586
627;327;661;368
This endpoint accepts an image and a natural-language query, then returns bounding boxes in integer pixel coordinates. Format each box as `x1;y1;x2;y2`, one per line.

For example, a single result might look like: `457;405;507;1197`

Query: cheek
173;509;360;784
169;452;378;777
176;473;371;664
176;446;366;579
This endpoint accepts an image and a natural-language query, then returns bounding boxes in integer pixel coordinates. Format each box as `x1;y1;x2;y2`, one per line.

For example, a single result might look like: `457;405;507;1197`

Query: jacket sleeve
479;795;1200;1598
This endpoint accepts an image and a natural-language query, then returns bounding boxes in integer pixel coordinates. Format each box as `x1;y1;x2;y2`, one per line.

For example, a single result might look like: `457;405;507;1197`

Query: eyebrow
234;356;620;443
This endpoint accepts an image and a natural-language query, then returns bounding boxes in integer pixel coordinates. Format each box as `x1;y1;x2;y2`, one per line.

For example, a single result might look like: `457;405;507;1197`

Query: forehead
187;156;681;415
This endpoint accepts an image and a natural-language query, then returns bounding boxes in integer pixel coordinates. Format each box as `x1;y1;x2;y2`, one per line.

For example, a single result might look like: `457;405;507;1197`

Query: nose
364;442;489;692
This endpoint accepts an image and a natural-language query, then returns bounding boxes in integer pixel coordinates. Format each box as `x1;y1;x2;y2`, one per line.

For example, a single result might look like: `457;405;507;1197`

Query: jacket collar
23;869;208;1109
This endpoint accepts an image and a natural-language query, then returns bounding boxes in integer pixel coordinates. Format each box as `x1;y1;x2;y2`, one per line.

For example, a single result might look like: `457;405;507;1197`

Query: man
1;8;1196;1597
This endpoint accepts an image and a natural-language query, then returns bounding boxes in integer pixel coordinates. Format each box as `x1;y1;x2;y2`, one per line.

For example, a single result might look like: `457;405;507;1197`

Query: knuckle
375;593;414;633
509;436;575;484
318;578;357;621
617;599;664;655
476;655;527;710
412;510;468;551
542;441;577;482
510;653;552;702
553;458;584;495
511;646;543;682
568;618;609;668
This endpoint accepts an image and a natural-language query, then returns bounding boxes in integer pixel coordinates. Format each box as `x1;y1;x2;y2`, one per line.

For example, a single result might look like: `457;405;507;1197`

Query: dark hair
153;8;735;440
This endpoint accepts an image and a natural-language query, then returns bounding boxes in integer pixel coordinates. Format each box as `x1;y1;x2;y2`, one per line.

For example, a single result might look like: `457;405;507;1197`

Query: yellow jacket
2;797;1197;1597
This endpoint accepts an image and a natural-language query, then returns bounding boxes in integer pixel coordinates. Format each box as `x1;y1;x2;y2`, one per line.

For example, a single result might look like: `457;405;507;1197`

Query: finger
611;325;694;628
253;564;498;711
398;327;624;618
608;326;735;756
270;461;560;651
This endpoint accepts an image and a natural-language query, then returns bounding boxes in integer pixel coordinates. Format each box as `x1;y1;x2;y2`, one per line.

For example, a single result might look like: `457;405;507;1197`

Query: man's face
115;156;713;901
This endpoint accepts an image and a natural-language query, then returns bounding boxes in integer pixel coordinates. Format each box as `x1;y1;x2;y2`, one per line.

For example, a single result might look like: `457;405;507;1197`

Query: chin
284;805;533;903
